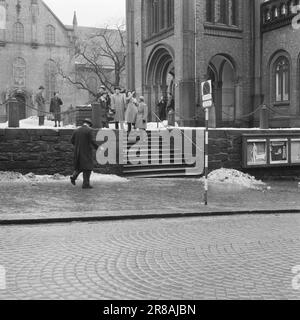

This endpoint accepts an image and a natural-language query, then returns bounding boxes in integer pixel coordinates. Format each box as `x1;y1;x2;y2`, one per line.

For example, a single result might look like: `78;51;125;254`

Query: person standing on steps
125;91;138;133
135;96;148;131
70;118;99;189
110;86;126;130
50;92;63;127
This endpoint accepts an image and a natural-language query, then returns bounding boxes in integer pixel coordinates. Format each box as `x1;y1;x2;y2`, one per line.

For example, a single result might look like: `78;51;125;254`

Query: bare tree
56;24;126;101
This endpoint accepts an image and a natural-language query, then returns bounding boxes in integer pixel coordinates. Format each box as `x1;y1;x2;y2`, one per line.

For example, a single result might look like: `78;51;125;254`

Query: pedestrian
157;96;167;121
35;86;46;126
70;118;99;189
99;92;109;128
135;96;148;130
166;92;175;114
50;92;63;127
110;86;126;130
125;91;138;132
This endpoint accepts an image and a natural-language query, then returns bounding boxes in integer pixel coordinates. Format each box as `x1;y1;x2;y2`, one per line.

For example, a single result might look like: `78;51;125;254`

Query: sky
45;0;126;28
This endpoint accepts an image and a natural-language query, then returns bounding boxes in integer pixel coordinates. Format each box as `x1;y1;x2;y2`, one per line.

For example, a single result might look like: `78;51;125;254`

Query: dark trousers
39;116;45;126
71;170;92;187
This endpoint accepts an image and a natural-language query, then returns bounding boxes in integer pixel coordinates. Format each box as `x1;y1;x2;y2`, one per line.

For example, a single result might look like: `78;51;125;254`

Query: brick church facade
126;0;300;128
0;0;118;123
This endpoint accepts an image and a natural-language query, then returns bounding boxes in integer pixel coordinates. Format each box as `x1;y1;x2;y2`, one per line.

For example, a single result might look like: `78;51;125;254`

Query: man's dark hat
83;118;93;126
114;86;121;90
39;86;45;90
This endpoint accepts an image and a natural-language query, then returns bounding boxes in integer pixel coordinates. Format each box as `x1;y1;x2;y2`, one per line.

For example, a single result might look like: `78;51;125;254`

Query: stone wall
1;128;300;179
0;128;122;176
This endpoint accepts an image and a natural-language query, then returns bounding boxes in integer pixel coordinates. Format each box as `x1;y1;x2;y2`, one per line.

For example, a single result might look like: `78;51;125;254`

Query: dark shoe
82;185;93;189
70;177;76;186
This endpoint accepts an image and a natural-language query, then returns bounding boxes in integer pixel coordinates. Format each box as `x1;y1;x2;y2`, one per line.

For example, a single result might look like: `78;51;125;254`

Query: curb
0;209;300;226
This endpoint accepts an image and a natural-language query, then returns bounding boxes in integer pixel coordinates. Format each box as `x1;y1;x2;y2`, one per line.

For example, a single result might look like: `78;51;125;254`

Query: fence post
260;104;269;129
8;98;20;128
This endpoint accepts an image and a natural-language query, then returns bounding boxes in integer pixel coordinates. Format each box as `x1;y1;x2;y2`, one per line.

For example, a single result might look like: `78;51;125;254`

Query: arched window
13;57;26;87
13;22;24;43
274;57;290;102
206;0;215;22
148;0;174;36
45;60;57;101
206;0;238;26
46;25;55;45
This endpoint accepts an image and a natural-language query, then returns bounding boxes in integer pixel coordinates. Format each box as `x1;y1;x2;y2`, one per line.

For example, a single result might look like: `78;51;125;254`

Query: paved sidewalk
1;177;300;223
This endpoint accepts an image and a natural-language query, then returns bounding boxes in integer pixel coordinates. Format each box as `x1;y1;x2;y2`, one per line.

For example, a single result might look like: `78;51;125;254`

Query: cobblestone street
0;214;300;300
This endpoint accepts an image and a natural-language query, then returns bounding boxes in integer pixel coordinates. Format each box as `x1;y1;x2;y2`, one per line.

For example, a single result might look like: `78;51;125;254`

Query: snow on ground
0;172;128;183
0;116;76;129
0;117;179;130
203;168;266;190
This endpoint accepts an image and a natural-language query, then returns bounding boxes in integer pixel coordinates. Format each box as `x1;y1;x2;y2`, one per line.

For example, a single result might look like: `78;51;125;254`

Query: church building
126;0;300;128
0;0;119;123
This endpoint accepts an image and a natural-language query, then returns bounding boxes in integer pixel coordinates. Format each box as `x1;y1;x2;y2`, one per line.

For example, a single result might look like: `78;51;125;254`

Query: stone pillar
92;102;105;129
252;0;263;126
215;81;223;126
234;79;242;126
126;0;135;91
8;98;20;128
176;0;196;127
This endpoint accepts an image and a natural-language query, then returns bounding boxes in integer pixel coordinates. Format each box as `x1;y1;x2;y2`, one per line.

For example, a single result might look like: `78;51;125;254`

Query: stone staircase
122;130;204;178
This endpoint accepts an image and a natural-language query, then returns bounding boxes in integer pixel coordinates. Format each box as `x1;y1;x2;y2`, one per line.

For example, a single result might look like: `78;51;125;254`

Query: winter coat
50;97;63;121
111;93;126;122
135;102;148;130
157;99;167;120
71;125;98;171
35;92;45;117
125;98;138;124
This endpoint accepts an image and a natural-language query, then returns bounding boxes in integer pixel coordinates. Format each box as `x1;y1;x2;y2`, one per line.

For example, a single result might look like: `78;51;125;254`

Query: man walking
50;92;63;127
70;119;98;189
35;86;46;126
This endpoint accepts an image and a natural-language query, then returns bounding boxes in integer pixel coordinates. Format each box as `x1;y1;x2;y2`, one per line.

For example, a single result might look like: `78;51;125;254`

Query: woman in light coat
135;96;148;130
125;91;138;132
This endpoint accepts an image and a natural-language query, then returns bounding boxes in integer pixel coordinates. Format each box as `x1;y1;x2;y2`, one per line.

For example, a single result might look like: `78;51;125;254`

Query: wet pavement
0;177;300;221
0;214;299;300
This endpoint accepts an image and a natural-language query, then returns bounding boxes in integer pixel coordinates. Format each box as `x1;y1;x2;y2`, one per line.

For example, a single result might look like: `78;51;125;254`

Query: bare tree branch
55;23;126;99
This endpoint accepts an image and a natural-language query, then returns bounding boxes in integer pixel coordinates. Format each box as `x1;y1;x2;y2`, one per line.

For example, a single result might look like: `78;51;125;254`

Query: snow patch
0;172;128;183
203;168;266;190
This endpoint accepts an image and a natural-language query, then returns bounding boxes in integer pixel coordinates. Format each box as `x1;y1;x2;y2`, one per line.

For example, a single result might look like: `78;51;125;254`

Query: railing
261;0;299;32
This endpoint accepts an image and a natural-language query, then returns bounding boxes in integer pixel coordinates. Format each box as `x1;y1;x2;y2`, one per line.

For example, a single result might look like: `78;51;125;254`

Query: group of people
97;85;148;132
35;86;63;128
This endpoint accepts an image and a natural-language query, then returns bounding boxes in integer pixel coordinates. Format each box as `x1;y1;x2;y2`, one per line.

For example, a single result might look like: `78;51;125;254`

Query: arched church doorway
207;55;236;127
145;45;175;120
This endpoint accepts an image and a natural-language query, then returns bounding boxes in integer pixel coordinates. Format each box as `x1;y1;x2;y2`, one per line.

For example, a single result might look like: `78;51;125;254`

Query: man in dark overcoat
35;86;46;126
70;119;98;189
50;92;63;127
